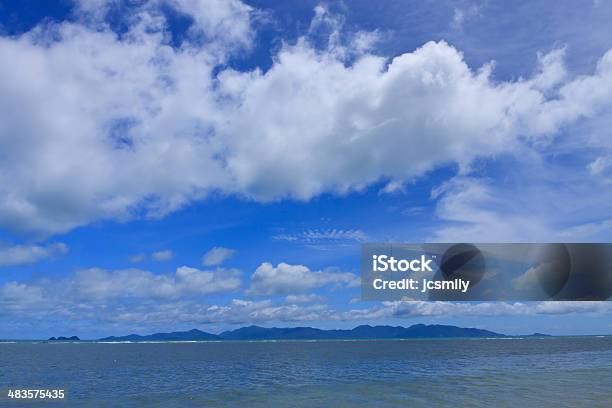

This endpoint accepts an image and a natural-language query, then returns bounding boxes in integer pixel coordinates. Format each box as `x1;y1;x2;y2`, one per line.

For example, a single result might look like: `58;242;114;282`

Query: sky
1;0;612;339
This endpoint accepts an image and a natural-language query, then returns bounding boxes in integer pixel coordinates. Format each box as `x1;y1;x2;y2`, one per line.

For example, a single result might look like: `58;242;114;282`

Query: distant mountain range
99;329;218;342
96;324;549;342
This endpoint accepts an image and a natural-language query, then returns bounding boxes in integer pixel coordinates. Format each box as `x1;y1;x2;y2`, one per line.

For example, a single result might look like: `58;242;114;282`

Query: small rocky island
48;336;80;341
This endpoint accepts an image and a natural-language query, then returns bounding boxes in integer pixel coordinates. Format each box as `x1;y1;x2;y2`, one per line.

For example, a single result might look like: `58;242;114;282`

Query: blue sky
1;0;612;339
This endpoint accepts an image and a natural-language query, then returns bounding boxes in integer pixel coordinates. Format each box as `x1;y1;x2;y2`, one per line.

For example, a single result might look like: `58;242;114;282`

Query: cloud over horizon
1;0;612;339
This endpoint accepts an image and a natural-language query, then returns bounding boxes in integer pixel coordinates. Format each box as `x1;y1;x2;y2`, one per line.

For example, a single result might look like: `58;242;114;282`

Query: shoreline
1;335;610;344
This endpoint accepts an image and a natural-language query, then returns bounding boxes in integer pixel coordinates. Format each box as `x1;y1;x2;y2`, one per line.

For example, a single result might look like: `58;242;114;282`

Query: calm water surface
1;337;611;407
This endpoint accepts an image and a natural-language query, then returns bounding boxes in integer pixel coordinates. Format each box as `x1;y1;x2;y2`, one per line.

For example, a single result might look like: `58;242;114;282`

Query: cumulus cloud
167;0;256;50
72;266;241;300
73;0;256;48
248;262;358;295
0;265;241;316
107;299;333;331
202;246;236;266
0;286;332;329
1;1;611;236
0;0;245;236
0;242;68;266
2;265;612;333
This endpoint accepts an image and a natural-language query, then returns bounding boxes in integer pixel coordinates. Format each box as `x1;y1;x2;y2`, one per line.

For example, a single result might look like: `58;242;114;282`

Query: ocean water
1;337;611;407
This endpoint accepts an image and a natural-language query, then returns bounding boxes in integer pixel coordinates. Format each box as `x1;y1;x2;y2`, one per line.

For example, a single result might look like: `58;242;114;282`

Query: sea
1;336;611;407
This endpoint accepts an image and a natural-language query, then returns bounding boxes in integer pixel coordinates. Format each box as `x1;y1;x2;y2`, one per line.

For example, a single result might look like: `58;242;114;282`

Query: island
48;336;80;341
96;324;549;342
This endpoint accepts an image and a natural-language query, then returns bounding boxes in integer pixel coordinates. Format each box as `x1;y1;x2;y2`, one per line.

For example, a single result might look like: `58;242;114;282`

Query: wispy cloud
129;250;174;263
0;242;68;267
152;250;173;261
273;229;368;244
451;4;483;30
129;253;147;263
284;293;326;304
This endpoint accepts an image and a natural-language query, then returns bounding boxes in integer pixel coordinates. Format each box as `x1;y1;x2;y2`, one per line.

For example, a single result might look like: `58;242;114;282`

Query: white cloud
201;298;331;324
284;293;326;304
129;250;173;262
202;246;236;266
2;269;612;333
451;4;483;30
0;242;68;266
431;177;551;242
0;282;45;309
0;0;249;236
559;219;612;240
73;0;255;48
248;262;358;295
340;301;612;320
167;0;256;50
71;266;241;300
0;265;241;314
152;250;173;261
0;287;333;329
588;155;612;179
0;2;611;236
379;180;406;194
429;138;612;241
532;48;568;92
273;229;368;243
